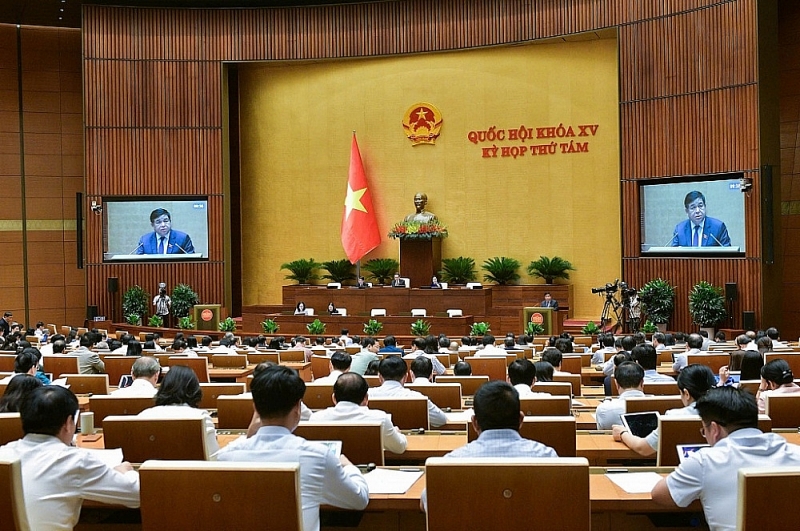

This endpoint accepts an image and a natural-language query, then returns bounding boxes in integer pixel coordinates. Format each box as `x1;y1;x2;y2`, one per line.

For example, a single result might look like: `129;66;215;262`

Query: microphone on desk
706;232;726;247
662;232;679;247
129;241;144;254
168;242;189;254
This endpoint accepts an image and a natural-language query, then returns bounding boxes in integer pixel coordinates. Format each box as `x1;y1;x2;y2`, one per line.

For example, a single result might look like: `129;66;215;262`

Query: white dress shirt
594;389;646;429
312;369;343;385
0;433;140;530
368;380;447;427
308;401;407;454
513;383;551;398
137;404;219;457
110;378;157;397
217;425;369;531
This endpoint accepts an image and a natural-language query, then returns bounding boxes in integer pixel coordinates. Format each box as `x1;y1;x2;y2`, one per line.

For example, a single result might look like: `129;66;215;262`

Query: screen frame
101;195;210;263
638;172;746;258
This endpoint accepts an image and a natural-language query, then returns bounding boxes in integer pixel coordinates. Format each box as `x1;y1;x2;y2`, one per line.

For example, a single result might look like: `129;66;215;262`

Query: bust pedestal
399;237;442;289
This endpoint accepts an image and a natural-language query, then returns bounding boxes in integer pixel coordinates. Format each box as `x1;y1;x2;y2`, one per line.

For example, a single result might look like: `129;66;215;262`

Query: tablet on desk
621;412;659;438
316;440;343;456
676;443;709;463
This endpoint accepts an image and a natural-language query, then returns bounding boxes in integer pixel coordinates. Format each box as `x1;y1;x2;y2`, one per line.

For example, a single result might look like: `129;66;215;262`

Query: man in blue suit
135;208;195;254
671;191;731;247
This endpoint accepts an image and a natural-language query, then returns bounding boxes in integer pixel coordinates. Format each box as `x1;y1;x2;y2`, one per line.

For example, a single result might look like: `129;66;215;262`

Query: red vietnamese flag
341;133;381;264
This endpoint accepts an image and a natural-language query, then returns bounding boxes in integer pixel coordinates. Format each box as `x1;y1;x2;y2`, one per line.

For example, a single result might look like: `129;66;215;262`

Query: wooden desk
249;314;473;338
207;366;254;383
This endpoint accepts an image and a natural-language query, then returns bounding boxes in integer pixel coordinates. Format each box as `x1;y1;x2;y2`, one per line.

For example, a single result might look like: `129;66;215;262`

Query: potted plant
148;315;163;327
362;258;400;285
440;256;477;285
688;281;727;334
219;317;237;332
177;316;195;330
470;322;491;337
363;319;383;336
121;285;148;325
306;319;327;335
481;256;521;285
261;318;280;334
640;320;658;334
527;256;575;284
525;322;545;337
280;258;321;285
581;321;601;335
638;278;676;330
321;259;356;284
410;319;431;337
171;283;200;320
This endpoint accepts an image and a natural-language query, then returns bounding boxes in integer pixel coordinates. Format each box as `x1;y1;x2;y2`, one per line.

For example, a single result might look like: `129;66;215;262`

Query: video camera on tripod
591;279;620;296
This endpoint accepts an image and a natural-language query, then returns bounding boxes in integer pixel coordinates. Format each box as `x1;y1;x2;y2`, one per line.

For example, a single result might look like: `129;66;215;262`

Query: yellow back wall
239;35;620;319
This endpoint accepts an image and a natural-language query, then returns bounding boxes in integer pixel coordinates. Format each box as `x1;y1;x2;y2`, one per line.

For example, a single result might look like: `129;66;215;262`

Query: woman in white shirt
756;358;800;413
294;301;307;315
138;365;219;457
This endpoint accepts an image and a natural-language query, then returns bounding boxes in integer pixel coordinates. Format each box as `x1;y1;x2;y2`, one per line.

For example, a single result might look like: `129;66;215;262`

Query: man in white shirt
652;386;800;531
312;352;351;384
507;358;550;397
309;372;407;454
217;365;369;531
672;333;704;373
651;332;667;352
0;385;140;530
475;334;505;356
368;355;447;427
632;344;675;383
592;333;617;365
111;356;160;397
595;362;646;429
403;337;446;376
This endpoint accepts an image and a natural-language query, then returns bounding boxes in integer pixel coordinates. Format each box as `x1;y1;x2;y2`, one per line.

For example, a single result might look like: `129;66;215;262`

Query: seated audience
476;334;505;356
0;374;43;412
672;333;704;373
756;358;800;413
453;361;472;376
0;386;139;529
408;357;434;384
217;365;369;531
137;365;219;457
309;372;406;454
368;356;446;427
378;335;403;354
313;352;351;384
633;344;674;382
364;359;380;376
507;359;549;397
613;364;716;456
126;339;143;357
349;337;380;375
652;386;800;530
111;356;160;397
595;362;645;429
739;351;764;382
533;361;554;382
75;332;105;374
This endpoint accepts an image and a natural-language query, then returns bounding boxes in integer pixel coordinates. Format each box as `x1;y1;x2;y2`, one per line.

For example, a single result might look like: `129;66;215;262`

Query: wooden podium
399;237;442;289
193;304;221;331
522;307;555;335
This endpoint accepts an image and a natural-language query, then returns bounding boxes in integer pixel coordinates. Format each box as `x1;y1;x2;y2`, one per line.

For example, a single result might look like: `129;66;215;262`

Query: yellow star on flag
344;184;368;220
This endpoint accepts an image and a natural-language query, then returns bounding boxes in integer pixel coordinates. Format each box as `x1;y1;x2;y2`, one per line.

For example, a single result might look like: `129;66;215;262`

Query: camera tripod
599;292;623;333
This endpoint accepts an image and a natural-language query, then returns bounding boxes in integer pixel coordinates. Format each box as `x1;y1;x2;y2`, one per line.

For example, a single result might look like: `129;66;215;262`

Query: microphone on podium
129;241;144;254
662;232;678;247
168;242;189;254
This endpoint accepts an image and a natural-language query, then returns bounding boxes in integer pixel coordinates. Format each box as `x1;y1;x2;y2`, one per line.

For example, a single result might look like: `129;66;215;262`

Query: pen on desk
606;468;628;474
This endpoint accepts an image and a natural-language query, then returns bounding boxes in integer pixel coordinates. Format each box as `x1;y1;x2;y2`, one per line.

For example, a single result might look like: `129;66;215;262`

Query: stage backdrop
239;35;620;318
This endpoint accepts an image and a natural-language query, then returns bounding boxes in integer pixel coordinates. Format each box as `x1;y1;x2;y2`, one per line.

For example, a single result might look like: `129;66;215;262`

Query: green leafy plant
219;317;237;332
688;281;727;327
171;283;200;319
525;321;545;336
306;319;327;335
362;258;400;285
411;319;431;337
261;318;280;334
440;256;477;284
638;278;676;325
147;315;163;327
177;316;195;330
581;321;601;335
121;285;148;323
470;322;491;336
280;258;321;284
125;314;141;326
321;259;356;284
482;256;521;285
641;320;658;334
527;256;576;284
363;319;384;336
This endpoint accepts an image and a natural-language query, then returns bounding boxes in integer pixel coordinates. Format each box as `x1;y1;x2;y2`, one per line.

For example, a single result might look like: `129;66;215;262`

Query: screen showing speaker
102;197;209;262
639;173;746;257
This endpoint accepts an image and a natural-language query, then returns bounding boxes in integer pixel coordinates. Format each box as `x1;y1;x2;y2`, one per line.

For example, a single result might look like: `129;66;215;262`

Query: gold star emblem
344;184;368;220
415;108;428;121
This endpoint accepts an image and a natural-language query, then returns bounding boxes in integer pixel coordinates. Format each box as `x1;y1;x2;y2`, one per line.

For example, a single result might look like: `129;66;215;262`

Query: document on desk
605;472;662;494
364;468;424;494
83;448;124;468
445;409;473;423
